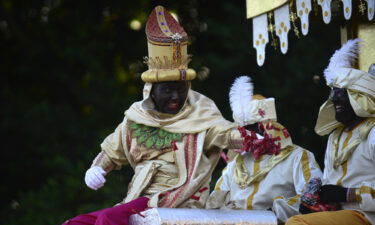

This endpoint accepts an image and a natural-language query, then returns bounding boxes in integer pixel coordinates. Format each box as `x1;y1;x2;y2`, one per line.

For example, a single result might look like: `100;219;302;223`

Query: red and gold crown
141;6;196;83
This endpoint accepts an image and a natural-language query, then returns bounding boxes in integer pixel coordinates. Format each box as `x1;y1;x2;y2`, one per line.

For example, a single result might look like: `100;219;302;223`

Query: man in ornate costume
206;76;322;223
62;6;254;225
286;39;375;225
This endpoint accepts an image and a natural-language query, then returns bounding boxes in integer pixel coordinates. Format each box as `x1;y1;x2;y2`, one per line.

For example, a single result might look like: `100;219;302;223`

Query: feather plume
229;76;253;126
324;39;361;84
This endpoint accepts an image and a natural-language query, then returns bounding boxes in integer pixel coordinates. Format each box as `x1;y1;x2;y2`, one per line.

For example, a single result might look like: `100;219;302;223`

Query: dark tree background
1;0;341;224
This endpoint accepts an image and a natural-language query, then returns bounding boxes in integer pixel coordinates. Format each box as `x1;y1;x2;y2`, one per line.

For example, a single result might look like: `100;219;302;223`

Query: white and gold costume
207;137;322;222
314;40;375;224
206;76;322;222
287;39;375;225
322;118;375;223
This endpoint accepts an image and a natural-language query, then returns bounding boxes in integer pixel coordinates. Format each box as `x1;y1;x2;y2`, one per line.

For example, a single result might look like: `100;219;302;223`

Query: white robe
206;145;322;222
322;123;375;224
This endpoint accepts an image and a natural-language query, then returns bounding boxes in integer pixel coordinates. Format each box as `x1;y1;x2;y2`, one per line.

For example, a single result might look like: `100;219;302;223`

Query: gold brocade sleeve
204;124;243;153
100;121;129;168
91;151;121;173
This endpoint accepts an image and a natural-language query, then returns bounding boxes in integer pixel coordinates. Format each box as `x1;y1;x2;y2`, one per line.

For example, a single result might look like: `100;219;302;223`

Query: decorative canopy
247;0;375;66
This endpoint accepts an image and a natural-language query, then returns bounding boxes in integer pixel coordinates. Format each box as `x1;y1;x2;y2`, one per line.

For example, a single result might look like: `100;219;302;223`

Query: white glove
85;166;106;190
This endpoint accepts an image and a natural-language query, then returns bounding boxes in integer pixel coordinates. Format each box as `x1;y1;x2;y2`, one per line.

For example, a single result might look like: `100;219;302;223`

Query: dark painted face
245;123;262;134
330;87;357;125
151;81;189;114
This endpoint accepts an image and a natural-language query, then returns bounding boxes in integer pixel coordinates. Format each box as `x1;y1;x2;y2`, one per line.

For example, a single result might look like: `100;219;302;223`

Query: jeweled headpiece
141;6;196;83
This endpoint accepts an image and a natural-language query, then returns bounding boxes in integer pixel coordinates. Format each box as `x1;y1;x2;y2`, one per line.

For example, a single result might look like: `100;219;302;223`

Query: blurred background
1;0;342;224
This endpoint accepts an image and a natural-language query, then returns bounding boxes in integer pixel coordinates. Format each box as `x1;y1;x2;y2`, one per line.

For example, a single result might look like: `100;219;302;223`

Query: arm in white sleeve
322;135;332;184
292;149;323;195
273;148;323;222
355;182;375;211
206;166;231;209
354;128;375;211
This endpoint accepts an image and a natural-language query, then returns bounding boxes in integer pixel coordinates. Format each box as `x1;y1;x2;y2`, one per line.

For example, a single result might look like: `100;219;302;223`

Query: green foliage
1;0;340;224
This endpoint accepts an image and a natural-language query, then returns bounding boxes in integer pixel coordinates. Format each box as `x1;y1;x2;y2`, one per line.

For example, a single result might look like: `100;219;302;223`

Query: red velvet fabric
62;197;149;225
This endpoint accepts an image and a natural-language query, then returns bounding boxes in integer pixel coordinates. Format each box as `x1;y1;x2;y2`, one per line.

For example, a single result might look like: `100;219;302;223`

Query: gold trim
355;188;362;202
246;0;289;19
343;129;354;146
301;150;311;183
274;196;284;200
246;159;261;209
148;38;188;46
247;182;260;210
337;161;348;186
336;130;352;185
143;55;191;70
234;146;294;188
287;194;301;206
215;167;227;191
155;6;174;37
141;68;196;83
331;128;344;167
359;186;375;198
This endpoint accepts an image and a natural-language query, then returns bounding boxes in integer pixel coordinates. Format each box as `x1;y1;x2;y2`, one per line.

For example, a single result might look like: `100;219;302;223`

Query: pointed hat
142;6;196;82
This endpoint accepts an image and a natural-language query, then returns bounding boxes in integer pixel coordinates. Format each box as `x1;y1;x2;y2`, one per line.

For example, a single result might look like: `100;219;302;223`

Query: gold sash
331;118;375;169
234;145;294;189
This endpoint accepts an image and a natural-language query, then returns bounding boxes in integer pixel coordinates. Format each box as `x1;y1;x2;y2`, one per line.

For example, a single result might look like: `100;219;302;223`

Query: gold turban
315;67;375;136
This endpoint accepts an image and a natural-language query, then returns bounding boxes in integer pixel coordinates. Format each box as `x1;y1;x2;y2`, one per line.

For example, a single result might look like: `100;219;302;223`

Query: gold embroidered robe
92;86;244;208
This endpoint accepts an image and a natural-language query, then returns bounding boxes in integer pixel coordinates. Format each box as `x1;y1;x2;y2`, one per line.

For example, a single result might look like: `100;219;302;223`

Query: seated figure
206;76;322;223
286;40;375;225
62;6;255;225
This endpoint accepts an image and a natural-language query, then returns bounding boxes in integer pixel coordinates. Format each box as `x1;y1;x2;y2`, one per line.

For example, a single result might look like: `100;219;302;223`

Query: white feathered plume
324;38;361;84
229;76;253;126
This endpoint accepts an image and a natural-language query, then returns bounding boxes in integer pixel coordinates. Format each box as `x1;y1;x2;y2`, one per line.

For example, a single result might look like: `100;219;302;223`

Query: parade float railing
129;208;278;225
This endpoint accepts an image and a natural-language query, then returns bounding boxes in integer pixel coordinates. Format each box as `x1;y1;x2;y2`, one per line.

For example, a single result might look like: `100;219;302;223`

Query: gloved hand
85;166;106;190
320;184;347;203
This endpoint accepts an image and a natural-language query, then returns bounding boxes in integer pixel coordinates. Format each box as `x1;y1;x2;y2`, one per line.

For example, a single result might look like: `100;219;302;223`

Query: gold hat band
141;68;196;83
